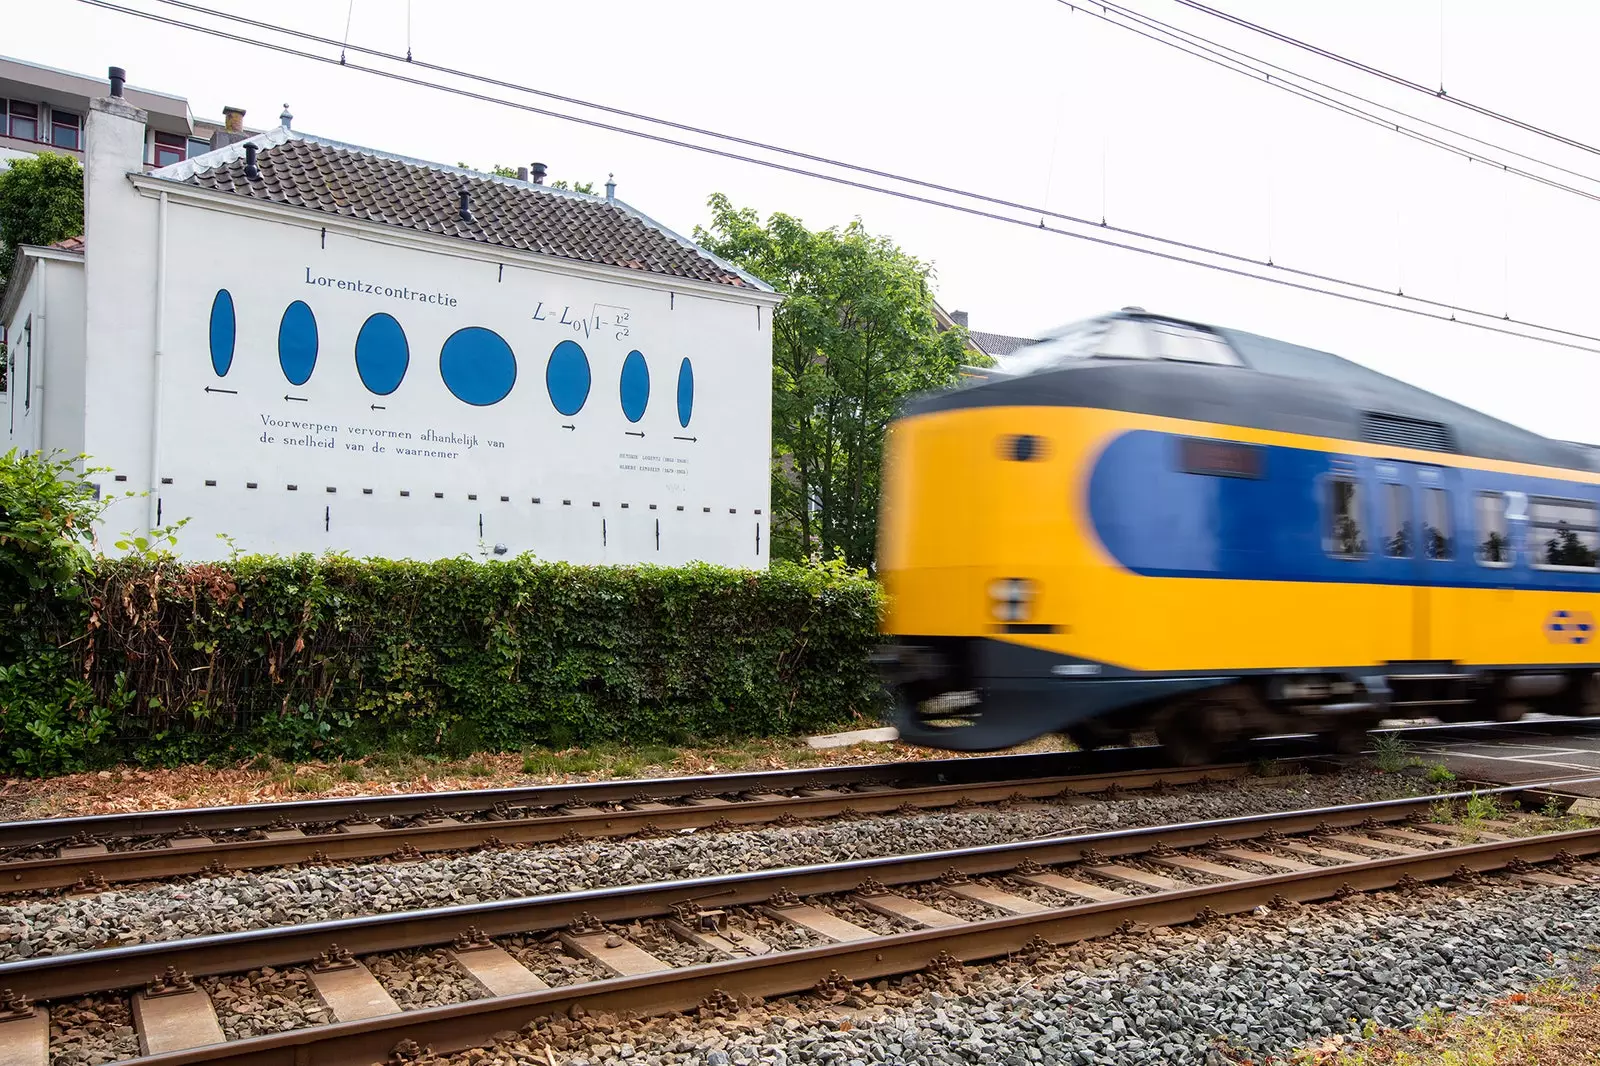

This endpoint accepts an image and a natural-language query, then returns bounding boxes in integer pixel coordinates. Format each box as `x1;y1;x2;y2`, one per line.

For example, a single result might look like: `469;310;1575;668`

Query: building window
188;136;210;158
1422;487;1453;560
1325;478;1368;557
6;100;39;142
153;131;186;167
1530;496;1600;570
50;109;82;150
1381;482;1411;557
1475;491;1512;566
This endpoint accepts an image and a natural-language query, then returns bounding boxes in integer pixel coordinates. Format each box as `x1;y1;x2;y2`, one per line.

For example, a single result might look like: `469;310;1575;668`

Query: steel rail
75;815;1600;1066
7;774;1597;1002
0;765;1251;893
5;715;1591;851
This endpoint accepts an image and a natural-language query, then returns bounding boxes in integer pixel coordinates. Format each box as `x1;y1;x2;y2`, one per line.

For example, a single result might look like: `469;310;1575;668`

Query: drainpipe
31;260;46;452
146;190;168;535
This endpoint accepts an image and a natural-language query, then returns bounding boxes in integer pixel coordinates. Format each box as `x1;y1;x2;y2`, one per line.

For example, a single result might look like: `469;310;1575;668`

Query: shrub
0;449;886;775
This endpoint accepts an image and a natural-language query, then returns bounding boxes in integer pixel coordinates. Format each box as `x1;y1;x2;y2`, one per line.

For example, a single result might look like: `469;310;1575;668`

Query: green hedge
0;453;887;774
1;555;886;773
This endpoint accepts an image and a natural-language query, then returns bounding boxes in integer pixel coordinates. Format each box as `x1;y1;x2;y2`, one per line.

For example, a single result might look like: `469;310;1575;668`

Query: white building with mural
1;70;781;567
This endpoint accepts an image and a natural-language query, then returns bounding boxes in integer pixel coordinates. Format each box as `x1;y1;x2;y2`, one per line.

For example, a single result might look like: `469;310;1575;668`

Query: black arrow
285;395;308;403
204;386;238;395
370;404;386;410
561;424;575;431
625;430;645;438
673;435;697;442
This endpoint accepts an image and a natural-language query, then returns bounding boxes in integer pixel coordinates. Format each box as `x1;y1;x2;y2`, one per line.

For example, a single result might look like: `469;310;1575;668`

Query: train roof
909;310;1599;473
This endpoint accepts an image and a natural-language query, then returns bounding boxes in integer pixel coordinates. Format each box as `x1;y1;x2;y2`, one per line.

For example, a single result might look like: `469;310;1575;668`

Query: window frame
1474;490;1514;568
152;131;187;167
1322;473;1370;560
49;109;82;150
7;100;39;142
1528;494;1600;572
1421;486;1454;561
1380;480;1413;559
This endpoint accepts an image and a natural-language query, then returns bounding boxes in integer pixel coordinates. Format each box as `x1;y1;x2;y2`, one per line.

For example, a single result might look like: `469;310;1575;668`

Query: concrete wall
138;195;773;564
1;253;87;461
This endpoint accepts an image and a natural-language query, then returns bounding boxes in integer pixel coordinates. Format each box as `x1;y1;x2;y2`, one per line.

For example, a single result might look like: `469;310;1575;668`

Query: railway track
0;762;1262;893
5;716;1597;893
3;777;1598;1066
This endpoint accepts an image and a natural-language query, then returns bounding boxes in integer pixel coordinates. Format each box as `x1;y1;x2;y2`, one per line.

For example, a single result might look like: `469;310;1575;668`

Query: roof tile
171;135;752;288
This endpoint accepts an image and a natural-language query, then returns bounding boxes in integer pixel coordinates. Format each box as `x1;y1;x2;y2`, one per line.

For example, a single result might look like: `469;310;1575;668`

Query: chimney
458;187;474;224
279;103;293;129
211;106;250;151
244;143;260;180
530;162;547;185
108;66;126;98
516;165;528;181
950;310;969;328
605;173;616;201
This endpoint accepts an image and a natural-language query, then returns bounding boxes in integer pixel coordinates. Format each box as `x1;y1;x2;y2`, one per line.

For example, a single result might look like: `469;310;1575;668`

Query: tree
694;193;973;570
459;163;596;194
0;153;84;286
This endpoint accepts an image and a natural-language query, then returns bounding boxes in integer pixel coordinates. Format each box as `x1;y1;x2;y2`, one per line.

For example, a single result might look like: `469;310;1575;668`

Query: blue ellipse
545;340;591;416
208;289;235;377
439;327;517;406
354;313;410;396
277;300;319;386
620;350;650;423
675;357;694;428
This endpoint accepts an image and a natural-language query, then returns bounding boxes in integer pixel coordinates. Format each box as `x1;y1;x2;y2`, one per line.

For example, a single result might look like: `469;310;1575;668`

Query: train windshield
1002;316;1244;376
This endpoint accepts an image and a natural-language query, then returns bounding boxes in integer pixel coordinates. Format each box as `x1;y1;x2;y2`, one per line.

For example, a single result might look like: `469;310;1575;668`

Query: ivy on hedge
0;453;887;774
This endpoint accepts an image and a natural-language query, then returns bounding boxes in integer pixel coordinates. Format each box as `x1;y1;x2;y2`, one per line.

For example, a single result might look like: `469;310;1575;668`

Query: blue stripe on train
1086;429;1600;593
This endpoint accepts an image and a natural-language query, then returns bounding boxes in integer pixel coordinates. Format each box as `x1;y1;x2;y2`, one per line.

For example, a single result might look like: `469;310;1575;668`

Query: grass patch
1286;976;1598;1064
1371;732;1418;774
461;759;494;778
337;762;366;782
1424;763;1455;786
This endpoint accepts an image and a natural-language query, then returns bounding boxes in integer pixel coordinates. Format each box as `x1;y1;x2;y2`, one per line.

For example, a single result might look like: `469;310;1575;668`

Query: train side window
1422;487;1453;560
1148;322;1242;366
1381;483;1412;557
1325;478;1368;558
1530;496;1600;570
1475;492;1512;566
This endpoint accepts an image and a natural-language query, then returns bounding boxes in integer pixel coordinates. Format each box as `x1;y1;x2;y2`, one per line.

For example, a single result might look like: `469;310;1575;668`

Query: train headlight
989;578;1036;623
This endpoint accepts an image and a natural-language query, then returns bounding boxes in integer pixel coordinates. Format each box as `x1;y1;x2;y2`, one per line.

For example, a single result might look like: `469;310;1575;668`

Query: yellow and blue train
875;309;1600;761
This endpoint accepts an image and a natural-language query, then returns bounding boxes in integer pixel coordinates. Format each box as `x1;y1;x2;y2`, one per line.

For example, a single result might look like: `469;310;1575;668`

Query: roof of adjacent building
49;235;85;253
145;127;773;292
968;329;1041;358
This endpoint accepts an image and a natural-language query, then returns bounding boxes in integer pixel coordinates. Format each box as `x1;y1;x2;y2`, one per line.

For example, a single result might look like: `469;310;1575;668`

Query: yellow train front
876;310;1600;762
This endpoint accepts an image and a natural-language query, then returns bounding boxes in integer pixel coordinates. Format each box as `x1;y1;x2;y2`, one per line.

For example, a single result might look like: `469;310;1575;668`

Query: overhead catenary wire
1063;0;1600;202
79;0;1600;357
125;0;1600;349
1169;0;1600;160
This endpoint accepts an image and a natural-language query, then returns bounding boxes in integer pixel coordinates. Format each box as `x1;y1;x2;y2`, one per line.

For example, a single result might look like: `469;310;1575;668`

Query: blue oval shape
355;313;409;396
209;289;236;377
546;340;591;416
676;357;694;428
440;327;517;406
620;350;650;423
278;300;319;386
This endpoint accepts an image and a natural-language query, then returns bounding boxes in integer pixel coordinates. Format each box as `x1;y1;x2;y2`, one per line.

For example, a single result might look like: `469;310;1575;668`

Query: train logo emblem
1546;610;1594;645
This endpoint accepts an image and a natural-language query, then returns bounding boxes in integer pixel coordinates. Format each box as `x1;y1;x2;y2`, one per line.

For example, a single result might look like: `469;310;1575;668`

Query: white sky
14;0;1600;443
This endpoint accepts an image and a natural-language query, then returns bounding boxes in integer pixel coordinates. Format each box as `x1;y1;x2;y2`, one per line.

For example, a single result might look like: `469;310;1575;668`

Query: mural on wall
155;204;768;564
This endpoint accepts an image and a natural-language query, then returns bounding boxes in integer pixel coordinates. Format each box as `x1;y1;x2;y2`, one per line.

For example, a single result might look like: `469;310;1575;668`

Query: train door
1373;462;1458;662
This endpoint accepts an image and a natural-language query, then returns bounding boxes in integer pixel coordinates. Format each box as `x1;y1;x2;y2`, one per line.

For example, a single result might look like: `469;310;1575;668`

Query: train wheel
1154;705;1218;766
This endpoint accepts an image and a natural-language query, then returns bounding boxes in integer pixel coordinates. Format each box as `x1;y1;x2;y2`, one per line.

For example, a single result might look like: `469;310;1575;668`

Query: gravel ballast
431;878;1600;1066
2;773;1427;961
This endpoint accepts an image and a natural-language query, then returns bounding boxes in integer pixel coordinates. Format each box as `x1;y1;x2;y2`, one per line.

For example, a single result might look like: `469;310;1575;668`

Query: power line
1065;0;1600;205
144;0;1600;338
1169;0;1600;160
78;0;1600;357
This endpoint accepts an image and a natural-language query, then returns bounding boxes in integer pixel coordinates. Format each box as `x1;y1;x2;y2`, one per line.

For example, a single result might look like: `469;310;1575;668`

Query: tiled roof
969;329;1040;358
49;235;85;253
153;129;768;290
